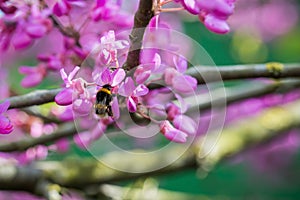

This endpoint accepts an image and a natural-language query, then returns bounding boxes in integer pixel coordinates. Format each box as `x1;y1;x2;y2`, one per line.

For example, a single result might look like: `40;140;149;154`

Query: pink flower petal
74;132;90;149
91;7;104;21
25;23;47;38
19;66;35;74
55;138;69;153
173;55;187;73
60;68;68;84
0;100;10;114
91;122;106;141
182;0;200;15
0;115;13;134
127;96;137;113
55;88;73;106
175;93;188;113
99;49;112;65
197;0;234;16
96;0;107;7
172;75;197;93
135;69;151;84
133;84;149;96
153;53;162;71
166;103;180;120
111;68;125;87
114;40;129;49
164;129;187;143
173;115;197;135
53;0;71;17
160;121;187;143
73;98;92;115
204;14;230;34
119;77;135;97
21;73;44;88
164;68;178;85
68;66;80;81
111;97;120;119
101;68;112;85
12;31;32;49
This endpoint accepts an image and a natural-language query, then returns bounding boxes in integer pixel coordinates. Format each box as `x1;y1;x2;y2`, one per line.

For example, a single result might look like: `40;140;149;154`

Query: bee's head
102;84;111;90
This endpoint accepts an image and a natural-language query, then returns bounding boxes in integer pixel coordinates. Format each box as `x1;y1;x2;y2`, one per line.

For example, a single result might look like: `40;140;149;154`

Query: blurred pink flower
160;120;187;143
53;0;71;17
175;0;236;33
19;64;47;88
229;0;298;40
0;100;13;134
91;0;120;22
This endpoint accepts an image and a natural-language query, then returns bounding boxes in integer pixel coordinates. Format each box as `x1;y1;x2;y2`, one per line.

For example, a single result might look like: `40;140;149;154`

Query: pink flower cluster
0;3;52;50
175;0;236;33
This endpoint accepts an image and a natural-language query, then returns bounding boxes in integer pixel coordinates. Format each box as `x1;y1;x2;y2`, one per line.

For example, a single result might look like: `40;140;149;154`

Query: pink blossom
55;66;84;106
0;100;13;134
118;77;149;113
54;138;70;152
53;0;71;17
164;56;197;93
166;94;197;135
19;64;47;88
91;0;120;22
95;67;126;87
0;1;17;14
97;30;129;66
12;28;32;49
197;0;236;34
25;5;53;38
160;120;187;143
134;53;162;84
180;0;200;15
176;0;236;34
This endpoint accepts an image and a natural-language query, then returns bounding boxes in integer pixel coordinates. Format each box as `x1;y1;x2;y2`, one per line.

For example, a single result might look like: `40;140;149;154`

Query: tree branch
0;163;63;200
122;0;155;71
187;63;300;84
0;122;76;152
7;89;61;109
188;79;300;112
4;64;300;109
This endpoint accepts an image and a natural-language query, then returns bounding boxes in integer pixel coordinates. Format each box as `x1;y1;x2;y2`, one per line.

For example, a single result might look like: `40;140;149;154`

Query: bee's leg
107;105;113;117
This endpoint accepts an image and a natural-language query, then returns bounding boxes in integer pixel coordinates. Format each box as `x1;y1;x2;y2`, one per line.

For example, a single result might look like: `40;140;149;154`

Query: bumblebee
95;84;113;117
